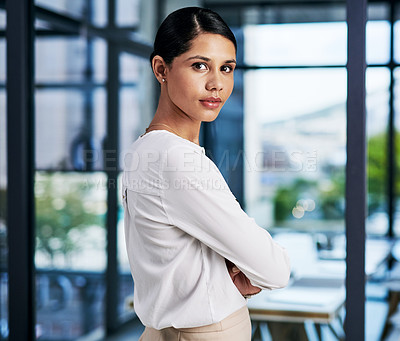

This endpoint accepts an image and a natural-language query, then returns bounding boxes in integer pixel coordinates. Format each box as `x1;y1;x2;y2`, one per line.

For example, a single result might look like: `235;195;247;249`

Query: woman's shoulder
134;130;204;155
123;130;206;172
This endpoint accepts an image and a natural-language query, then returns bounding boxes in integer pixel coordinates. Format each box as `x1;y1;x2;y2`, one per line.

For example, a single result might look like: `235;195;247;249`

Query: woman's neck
149;103;202;145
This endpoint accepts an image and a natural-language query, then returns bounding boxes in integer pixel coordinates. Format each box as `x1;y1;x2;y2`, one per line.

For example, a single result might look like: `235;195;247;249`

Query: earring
162;78;166;83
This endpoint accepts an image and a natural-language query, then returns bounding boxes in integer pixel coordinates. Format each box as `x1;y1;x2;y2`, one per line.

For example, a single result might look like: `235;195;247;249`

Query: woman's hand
226;259;261;298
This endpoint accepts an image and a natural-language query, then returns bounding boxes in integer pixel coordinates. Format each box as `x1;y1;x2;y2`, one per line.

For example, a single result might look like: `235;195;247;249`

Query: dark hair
150;7;237;65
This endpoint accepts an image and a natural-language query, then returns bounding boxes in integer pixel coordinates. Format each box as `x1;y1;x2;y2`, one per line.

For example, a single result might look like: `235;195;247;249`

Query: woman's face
164;33;236;122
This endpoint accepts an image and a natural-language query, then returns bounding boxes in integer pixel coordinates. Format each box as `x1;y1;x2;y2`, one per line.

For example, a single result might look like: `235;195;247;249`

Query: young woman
122;7;290;341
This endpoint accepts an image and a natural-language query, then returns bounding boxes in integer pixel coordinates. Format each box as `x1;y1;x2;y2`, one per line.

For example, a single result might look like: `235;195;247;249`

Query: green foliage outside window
274;174;344;223
0;189;5;222
367;131;400;213
35;172;105;266
273;131;400;223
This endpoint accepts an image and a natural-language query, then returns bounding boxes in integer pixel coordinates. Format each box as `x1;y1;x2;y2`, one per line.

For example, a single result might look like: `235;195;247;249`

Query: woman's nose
205;70;223;91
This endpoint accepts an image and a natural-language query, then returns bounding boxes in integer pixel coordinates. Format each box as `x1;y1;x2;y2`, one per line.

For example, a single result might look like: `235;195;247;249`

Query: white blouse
122;130;290;330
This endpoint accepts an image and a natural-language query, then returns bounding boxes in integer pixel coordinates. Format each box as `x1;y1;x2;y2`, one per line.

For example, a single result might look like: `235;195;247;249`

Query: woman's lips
199;97;222;109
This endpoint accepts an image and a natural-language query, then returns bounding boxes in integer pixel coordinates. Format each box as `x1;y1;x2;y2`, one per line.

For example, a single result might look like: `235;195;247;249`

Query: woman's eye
221;65;234;73
192;62;207;70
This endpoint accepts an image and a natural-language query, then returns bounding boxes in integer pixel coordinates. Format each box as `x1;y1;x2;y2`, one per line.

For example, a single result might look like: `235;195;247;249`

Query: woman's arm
161;145;291;290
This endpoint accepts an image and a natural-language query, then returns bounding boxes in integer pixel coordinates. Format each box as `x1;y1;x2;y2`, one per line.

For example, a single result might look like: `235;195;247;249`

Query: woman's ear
152;55;168;85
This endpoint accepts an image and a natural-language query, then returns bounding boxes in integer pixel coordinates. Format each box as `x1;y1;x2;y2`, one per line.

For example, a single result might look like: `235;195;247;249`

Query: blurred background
1;0;400;340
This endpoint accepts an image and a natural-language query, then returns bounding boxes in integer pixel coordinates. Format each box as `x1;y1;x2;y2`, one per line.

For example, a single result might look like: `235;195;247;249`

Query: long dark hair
150;7;237;65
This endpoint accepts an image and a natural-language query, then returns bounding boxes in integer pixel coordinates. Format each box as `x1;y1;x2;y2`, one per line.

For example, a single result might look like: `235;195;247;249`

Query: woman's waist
176;305;249;332
137;292;247;330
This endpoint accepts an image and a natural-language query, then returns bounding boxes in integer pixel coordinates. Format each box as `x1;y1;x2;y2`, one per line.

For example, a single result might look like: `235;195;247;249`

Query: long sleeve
161;144;291;290
123;130;291;329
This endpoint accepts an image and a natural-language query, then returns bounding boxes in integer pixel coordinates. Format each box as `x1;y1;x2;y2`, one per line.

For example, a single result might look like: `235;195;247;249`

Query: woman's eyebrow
225;59;237;64
185;55;237;64
185;55;211;62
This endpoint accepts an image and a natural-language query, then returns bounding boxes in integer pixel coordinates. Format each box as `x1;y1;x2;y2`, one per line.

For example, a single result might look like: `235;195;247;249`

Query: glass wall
3;0;399;339
366;67;390;236
118;53;152;322
244;67;346;231
213;3;398;338
0;7;7;340
244;22;347;279
32;0;154;338
34;15;108;339
243;18;394;238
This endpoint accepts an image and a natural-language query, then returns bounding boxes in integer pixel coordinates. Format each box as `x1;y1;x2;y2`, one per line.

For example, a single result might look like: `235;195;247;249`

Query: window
118;53;152;322
244;22;347;66
31;0;154;338
242;19;395;241
395;21;400;63
243;23;348;263
35;172;107;339
208;6;397;338
34;32;108;338
366;68;390;235
244;67;346;236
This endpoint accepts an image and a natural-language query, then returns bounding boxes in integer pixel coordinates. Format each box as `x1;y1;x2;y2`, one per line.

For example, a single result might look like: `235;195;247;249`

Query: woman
122;7;290;341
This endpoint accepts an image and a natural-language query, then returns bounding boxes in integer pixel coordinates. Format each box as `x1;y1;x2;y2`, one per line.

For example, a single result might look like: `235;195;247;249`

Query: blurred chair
380;239;400;340
273;232;319;278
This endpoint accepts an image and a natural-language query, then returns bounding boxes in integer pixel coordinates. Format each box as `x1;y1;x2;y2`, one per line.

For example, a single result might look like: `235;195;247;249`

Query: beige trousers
139;305;252;341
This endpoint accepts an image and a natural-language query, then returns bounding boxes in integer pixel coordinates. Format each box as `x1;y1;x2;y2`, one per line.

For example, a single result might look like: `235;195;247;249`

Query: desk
248;277;345;341
313;238;393;278
248;236;393;341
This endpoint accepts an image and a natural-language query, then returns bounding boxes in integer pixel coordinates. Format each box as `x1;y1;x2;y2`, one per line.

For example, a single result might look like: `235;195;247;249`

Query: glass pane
118;54;153;323
245;69;346;229
244;68;347;273
201;69;245;201
120;53;144;83
91;0;107;27
0;91;6;212
243;67;348;340
117;0;140;27
0;91;5;226
35;88;106;171
119;54;153;158
366;21;391;65
35;172;107;339
93;39;107;83
395;68;400;236
120;88;142;155
244;22;347;66
395;21;400;63
239;4;347;26
35;0;85;19
0;40;5;83
0;10;5;29
36;38;85;83
244;20;390;67
366;67;390;236
36;37;106;83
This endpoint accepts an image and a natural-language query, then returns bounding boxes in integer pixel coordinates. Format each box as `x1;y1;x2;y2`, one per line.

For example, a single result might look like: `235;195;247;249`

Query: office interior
1;0;400;340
